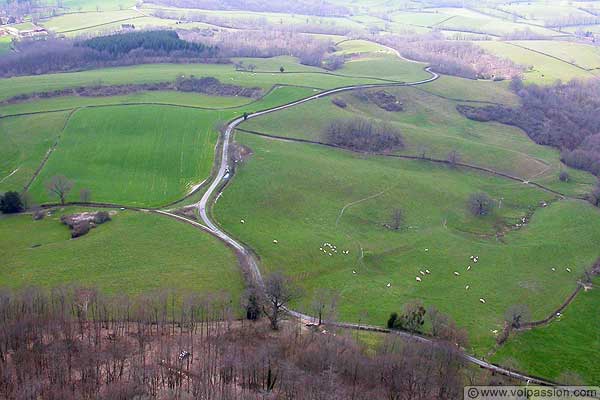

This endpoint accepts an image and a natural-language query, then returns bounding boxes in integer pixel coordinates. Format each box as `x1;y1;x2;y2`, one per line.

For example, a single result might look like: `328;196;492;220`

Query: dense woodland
458;78;600;177
0;286;499;400
0;31;220;78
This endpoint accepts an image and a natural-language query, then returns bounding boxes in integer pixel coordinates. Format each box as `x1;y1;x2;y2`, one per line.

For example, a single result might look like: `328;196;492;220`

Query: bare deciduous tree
468;192;494;217
310;288;338;325
388;208;405;231
447;149;461;167
79;188;91;203
504;304;531;329
46;175;74;205
264;272;300;330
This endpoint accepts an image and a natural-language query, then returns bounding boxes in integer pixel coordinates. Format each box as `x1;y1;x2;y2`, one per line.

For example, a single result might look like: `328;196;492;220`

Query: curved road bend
194;65;556;385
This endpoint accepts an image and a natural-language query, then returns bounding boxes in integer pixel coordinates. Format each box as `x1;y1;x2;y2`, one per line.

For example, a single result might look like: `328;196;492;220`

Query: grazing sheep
416;277;422;282
566;267;572;272
352;270;357;274
425;248;429;252
454;271;460;276
240;219;245;224
425;269;431;274
420;271;425;276
273;239;278;244
479;298;486;304
467;266;471;271
491;329;498;334
465;285;470;290
473;259;478;263
386;283;391;288
552;267;556;272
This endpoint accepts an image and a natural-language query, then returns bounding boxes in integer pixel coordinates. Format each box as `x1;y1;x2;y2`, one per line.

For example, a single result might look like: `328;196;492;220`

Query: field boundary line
236;128;568;199
506;42;597;73
22;108;78;193
54;15;146;34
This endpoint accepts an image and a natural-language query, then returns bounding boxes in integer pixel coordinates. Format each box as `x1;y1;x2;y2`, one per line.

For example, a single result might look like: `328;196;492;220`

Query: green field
477;41;596;83
0;57;430;102
492;280;600;385
0;208;243;301
0;111;70;193
39;9;141;33
507;40;600;71
0;36;11;55
27;105;222;207
214;133;600;354
240;79;595;196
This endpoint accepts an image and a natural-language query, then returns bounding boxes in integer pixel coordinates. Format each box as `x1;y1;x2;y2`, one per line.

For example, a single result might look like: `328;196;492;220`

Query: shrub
331;98;347;108
0;191;23;214
71;222;91;239
94;211;111;224
559;171;570;182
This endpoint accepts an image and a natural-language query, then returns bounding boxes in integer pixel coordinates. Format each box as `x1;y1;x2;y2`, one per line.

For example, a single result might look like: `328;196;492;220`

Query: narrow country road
193;62;556;385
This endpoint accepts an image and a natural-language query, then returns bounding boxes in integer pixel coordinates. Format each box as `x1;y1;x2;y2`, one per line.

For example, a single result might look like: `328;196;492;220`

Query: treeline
458;77;600;176
373;33;523;80
154;9;357;36
0;286;492;399
182;29;342;68
325;118;404;153
1;76;263;106
0;31;221;78
147;0;350;17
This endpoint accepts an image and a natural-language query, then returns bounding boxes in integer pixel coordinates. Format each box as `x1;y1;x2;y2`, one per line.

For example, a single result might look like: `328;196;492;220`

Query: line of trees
147;0;351;17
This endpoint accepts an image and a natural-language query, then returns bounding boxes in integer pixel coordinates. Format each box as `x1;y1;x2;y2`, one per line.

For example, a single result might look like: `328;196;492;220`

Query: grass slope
215;133;600;354
240;81;595;195
0;111;70;193
492;281;600;385
0;208;243;301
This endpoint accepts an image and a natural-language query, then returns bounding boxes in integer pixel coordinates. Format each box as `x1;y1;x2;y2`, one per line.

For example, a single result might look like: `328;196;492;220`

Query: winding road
192;63;560;386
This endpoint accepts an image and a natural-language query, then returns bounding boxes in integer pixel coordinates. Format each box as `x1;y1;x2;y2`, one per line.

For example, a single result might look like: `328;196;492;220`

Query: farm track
15;47;581;387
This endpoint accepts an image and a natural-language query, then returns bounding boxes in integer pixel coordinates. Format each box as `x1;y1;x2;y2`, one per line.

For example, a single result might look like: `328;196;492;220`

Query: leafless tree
310;288;338;325
504;304;531;329
388;208;405;231
46;175;74;205
447;149;461;167
468;192;494;217
79;188;91;203
263;272;300;330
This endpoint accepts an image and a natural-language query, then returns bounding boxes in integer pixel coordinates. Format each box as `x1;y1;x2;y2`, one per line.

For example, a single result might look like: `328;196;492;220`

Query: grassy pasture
0;57;429;102
508;40;600;71
0;208;243;301
240;80;595;195
28;105;223;207
39;0;137;12
492;280;600;385
0;111;70;193
215;133;600;354
334;39;395;56
496;3;589;25
39;9;141;33
0;36;11;55
477;41;594;83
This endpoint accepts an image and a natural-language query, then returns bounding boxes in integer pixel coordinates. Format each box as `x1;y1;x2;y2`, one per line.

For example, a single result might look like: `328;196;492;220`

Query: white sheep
386;283;391;288
491;329;498;334
467;266;471;271
273;239;278;244
240;219;245;224
425;269;431;274
552;267;556;272
420;271;425;276
454;271;460;276
465;285;470;290
352;270;357;274
416;277;422;282
473;259;478;263
479;298;486;304
566;267;572;273
425;248;429;252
